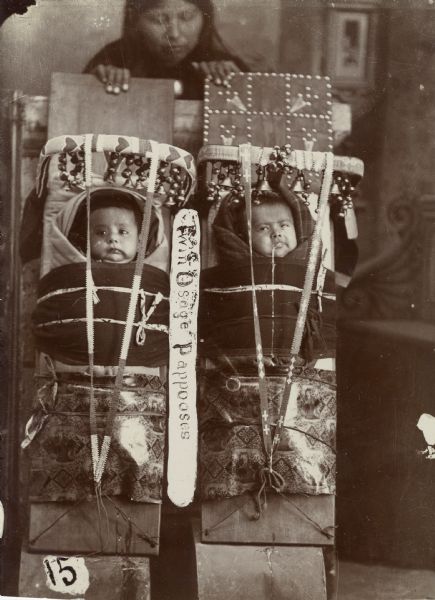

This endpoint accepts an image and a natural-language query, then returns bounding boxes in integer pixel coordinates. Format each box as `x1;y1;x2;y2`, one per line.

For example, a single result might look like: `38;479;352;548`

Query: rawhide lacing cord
272;152;334;458
136;291;164;346
271;246;276;361
83;134;110;548
84;134;99;483
240;144;273;459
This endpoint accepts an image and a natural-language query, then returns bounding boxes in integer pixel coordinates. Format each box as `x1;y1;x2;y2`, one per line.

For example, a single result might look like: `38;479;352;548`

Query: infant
68;190;155;263
89;198;140;263
250;196;297;258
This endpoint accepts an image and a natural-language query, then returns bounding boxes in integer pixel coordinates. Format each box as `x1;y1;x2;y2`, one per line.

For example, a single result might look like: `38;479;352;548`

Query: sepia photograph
0;0;435;599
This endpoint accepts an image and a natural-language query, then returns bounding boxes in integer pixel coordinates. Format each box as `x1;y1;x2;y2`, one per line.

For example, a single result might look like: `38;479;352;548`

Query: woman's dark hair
125;0;244;65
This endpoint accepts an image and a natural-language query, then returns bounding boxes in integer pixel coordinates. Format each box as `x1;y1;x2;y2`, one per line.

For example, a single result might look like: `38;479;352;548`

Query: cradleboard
21;132;196;557
194;73;363;599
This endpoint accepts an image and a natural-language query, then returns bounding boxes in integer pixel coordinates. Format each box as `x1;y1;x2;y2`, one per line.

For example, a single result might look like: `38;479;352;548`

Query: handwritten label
167;209;200;507
43;556;89;596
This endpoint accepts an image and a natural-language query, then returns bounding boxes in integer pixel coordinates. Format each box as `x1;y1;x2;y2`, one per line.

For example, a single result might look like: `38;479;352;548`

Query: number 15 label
43;556;90;596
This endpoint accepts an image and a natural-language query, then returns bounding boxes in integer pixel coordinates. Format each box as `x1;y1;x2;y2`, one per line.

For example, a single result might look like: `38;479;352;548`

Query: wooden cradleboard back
27;500;161;556
201;494;335;546
25;74;180;559
203;73;333;150
48;73;175;142
197;75;350;548
193;520;327;600
19;550;151;599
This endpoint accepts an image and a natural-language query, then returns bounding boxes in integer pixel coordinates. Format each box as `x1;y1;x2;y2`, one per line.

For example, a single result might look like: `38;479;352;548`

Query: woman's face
135;0;204;67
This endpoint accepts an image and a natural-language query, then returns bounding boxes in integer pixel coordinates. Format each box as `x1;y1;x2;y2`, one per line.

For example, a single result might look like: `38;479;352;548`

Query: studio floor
337;561;435;600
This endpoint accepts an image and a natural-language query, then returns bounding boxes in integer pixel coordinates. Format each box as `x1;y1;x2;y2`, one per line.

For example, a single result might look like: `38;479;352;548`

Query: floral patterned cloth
198;365;336;499
26;373;166;503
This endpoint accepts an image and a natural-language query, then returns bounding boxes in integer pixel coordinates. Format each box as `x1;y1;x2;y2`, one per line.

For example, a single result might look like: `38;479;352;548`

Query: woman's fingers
95;64;108;84
192;60;241;86
112;68;124;94
93;65;131;94
192;61;213;80
218;61;240;84
121;68;130;92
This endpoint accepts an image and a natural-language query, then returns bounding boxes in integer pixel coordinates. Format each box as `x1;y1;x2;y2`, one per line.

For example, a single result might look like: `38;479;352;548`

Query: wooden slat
23;72;174;563
194;520;327;600
201;493;334;545
19;551;150;600
48;73;175;142
28;499;161;556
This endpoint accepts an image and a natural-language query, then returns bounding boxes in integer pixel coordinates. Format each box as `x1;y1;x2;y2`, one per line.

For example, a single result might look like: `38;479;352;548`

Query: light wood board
201;493;335;545
28;499;161;556
48;73;175;142
19;551;150;600
194;520;327;600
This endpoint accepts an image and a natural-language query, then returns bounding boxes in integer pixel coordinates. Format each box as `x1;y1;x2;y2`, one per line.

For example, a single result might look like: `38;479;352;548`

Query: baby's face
90;206;139;263
251;202;297;258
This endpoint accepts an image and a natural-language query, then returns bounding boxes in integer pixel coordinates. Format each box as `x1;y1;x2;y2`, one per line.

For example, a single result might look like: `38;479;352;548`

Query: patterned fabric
198;365;336;499
26;373;166;503
36;134;196;198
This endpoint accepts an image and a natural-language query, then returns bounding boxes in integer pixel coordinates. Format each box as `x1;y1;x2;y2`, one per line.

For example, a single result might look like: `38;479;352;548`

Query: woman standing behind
86;0;248;98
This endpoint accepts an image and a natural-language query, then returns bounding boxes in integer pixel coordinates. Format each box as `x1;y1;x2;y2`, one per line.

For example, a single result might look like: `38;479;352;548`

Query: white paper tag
167;209;200;507
43;556;90;596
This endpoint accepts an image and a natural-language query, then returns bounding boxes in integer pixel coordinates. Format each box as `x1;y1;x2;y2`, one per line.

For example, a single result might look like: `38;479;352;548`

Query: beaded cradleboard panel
203;73;333;151
199;74;361;269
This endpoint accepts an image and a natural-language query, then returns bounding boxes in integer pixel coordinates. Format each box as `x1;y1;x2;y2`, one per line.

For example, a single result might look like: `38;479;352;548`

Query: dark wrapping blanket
198;365;336;500
33;262;169;366
199;258;336;362
199;189;337;362
28;373;166;503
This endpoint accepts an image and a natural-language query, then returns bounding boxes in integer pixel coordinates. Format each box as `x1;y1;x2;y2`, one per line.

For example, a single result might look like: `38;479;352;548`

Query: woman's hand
191;60;241;86
93;65;131;94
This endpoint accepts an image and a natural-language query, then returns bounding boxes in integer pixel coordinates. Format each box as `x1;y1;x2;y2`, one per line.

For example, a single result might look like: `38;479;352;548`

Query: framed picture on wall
326;5;379;88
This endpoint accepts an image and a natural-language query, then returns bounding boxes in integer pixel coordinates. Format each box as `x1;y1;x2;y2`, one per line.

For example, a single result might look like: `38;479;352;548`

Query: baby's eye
95;229;107;236
180;9;197;22
120;229;130;235
258;225;268;232
144;12;165;25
